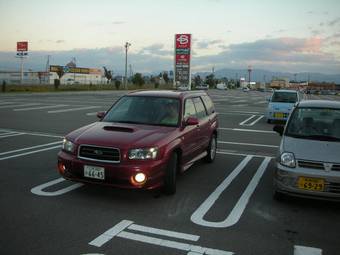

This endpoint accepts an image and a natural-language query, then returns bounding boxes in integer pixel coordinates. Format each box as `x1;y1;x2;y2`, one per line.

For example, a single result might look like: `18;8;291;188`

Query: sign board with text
174;34;191;89
17;41;28;51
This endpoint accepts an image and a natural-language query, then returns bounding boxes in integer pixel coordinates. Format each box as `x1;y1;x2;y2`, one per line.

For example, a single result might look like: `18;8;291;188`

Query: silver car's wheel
205;134;217;163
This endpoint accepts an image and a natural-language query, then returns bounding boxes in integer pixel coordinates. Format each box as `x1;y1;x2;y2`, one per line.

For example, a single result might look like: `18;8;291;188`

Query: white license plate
84;165;105;180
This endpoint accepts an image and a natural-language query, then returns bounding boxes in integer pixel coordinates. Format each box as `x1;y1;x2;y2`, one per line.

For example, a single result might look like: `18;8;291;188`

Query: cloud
56;40;65;44
139;44;172;56
112;21;126;25
328;17;340;26
196;39;223;49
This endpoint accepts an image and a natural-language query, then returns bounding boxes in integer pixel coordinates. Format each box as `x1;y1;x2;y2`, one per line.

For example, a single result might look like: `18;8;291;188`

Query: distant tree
103;66;113;84
162;72;169;84
115;80;121;90
194;75;202;87
132;73;145;87
205;74;216;88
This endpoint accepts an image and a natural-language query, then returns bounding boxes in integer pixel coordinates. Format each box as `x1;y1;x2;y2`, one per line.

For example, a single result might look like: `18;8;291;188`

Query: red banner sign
174;34;191;88
17;41;28;51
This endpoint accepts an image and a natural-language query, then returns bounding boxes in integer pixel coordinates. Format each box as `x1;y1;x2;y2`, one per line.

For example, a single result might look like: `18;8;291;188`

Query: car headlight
62;138;75;153
280;152;296;168
128;147;158;160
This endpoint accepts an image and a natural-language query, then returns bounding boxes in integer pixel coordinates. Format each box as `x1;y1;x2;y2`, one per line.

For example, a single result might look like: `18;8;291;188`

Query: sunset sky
0;0;339;74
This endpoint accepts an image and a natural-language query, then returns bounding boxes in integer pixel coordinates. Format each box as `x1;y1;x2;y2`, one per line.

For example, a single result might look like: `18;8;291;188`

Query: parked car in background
216;83;227;90
273;100;340;201
265;89;300;123
195;84;209;90
58;90;218;195
242;87;250;92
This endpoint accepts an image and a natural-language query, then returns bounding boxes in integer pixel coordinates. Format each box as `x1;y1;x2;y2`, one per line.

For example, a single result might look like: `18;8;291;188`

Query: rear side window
184;99;196;119
193;97;207;119
201;95;214;115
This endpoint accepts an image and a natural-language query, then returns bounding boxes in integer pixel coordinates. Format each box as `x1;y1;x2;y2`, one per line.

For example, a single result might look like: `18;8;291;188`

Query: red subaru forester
58;90;218;194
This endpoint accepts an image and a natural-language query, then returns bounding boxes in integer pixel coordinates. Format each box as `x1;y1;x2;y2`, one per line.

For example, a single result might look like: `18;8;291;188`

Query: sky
0;0;339;74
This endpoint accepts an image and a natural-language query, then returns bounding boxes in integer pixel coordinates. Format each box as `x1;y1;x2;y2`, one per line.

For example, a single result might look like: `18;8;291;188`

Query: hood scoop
103;126;134;133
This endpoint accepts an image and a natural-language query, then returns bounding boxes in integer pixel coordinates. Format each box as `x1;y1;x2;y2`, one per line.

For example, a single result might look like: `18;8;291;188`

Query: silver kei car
273;100;340;201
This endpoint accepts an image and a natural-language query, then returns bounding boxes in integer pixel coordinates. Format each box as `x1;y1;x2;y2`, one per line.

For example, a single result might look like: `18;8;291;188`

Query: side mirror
96;111;106;120
273;125;284;136
185;117;199;126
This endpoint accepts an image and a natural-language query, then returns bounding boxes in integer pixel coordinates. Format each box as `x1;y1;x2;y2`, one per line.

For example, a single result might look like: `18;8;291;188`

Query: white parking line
0;141;62;156
0;132;25;139
89;220;234;255
248;115;264;126
86;112;98;116
191;156;271;228
13;104;68;111
239;115;256;125
218;127;275;134
218;141;278;148
0;145;61;161
0;103;41;109
48;106;100;113
0;102;16;106
31;177;84;196
294;245;322;255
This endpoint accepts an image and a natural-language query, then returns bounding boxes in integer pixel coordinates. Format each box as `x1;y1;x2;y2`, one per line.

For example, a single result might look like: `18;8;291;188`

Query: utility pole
124;42;131;90
45;55;51;84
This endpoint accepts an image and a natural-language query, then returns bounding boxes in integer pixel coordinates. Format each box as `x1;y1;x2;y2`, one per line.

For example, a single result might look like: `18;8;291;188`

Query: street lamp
124;42;131;89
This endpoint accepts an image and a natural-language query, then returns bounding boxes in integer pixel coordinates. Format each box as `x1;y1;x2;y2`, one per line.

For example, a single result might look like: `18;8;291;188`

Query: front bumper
274;163;340;200
58;150;167;190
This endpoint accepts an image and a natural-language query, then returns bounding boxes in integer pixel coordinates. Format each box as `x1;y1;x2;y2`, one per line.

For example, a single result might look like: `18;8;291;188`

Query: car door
181;98;201;164
192;97;210;153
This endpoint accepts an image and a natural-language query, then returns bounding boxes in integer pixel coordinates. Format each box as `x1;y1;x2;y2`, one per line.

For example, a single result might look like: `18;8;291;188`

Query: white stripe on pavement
86;112;98;116
248;115;264;126
0;145;61;161
48;106;100;113
239;115;256;125
0;102;16;106
294;245;322;255
218;127;275;134
0;103;41;109
31;177;84;196
218;141;278;148
0;141;62;156
0;133;25;139
128;224;200;242
14;104;68;111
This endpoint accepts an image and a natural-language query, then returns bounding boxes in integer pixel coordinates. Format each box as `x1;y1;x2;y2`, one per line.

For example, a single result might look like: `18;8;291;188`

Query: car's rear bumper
57;151;167;190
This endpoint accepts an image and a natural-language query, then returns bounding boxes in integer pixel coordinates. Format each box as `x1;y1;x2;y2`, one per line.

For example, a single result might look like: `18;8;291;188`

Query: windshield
285;107;340;141
271;92;298;103
103;96;180;127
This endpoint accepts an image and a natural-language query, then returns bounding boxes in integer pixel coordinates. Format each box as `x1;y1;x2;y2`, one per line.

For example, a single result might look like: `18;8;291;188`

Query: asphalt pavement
0;89;339;255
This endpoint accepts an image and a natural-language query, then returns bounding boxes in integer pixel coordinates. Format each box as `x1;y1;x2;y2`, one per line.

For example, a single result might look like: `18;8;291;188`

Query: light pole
124;42;131;89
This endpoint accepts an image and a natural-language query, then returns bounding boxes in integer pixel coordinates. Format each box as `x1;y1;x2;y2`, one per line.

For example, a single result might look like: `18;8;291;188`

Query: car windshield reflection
103;96;180;127
285;107;340;141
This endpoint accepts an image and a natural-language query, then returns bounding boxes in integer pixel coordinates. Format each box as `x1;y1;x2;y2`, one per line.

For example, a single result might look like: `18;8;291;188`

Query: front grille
298;160;324;170
78;145;120;163
332;164;340;171
326;182;340;194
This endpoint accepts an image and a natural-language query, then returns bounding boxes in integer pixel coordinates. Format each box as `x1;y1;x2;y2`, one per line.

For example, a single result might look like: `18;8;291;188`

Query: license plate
298;177;324;191
84;165;105;180
274;112;284;118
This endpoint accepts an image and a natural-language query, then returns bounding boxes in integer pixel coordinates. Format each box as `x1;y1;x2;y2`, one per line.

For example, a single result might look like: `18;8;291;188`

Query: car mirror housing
185;117;199;126
96;111;106;120
273;125;284;136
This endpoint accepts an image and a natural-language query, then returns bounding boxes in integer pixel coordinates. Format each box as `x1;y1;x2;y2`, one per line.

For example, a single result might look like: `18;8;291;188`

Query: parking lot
1;89;339;255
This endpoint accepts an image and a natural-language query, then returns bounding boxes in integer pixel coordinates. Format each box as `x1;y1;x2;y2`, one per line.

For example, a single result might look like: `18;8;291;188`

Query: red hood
67;122;177;149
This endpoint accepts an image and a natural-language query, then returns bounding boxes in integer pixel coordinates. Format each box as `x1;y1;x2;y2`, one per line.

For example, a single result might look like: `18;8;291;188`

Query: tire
204;134;217;163
267;119;272;124
163;153;178;195
273;190;285;201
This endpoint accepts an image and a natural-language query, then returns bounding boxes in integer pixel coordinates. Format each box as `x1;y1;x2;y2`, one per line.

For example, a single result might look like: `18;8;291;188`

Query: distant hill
194;68;340;84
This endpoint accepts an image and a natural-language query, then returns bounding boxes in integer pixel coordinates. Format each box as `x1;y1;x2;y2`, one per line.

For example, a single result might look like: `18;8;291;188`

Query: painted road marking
219;127;275;134
48;106;100;113
191;156;271;228
89;220;234;255
31;177;84;196
294;245;322;255
218;141;278;148
239;115;256;125
239;115;264;126
0;141;62;156
217;110;263;114
0;103;41;109
13;104;68;111
0;128;63;138
217;149;275;159
0;132;25;139
86;112;98;116
0;145;61;161
0;102;16;106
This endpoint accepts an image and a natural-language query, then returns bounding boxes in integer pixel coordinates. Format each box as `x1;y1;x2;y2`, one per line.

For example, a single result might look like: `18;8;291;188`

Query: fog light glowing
131;173;146;185
58;162;66;174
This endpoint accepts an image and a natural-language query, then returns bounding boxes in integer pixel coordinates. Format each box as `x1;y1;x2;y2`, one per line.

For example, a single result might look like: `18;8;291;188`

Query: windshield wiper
291;134;340;141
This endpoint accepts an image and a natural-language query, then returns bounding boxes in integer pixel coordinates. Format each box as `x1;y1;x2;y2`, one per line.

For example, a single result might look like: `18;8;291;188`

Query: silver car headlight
62;138;76;153
128;147;158;160
280;152;296;168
